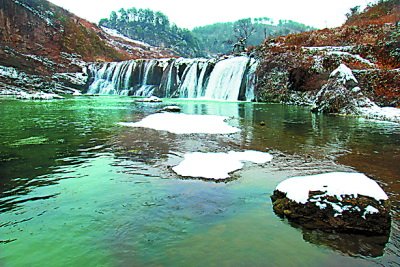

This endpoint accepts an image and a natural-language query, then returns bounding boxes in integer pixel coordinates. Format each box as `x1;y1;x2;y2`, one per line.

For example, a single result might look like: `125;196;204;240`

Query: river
0;96;399;266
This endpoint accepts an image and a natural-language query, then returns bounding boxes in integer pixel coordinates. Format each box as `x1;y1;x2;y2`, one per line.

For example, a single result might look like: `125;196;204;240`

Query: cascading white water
87;56;258;101
134;60;159;97
245;59;258;101
204;56;249;101
178;61;207;98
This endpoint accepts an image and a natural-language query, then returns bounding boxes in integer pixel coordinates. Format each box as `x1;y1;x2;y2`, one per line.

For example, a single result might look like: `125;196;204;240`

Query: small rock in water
259;121;266;126
136;96;162;103
159;106;181;113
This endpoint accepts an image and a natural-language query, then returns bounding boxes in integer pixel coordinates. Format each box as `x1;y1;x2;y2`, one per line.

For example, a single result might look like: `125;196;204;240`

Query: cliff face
255;0;400;107
0;0;173;76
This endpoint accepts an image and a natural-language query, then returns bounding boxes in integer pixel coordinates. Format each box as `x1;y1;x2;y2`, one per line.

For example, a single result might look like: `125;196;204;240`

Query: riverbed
0;96;399;266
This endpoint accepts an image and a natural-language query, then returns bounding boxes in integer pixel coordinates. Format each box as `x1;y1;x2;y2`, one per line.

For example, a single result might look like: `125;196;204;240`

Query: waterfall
204;56;249;101
87;56;258;101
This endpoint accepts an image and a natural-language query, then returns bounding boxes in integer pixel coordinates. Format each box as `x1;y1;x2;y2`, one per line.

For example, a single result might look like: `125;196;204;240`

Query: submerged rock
271;172;391;235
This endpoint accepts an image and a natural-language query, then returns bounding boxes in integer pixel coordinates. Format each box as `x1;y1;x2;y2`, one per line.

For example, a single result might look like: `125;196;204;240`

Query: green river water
0;96;399;266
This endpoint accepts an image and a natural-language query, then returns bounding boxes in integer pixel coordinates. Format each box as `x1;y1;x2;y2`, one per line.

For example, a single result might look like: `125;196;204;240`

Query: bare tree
232;18;255;53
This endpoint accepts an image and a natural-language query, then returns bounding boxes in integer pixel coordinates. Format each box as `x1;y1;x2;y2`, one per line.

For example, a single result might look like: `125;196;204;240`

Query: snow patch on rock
329;64;358;85
118;113;240;134
276;172;388;204
173;151;273;180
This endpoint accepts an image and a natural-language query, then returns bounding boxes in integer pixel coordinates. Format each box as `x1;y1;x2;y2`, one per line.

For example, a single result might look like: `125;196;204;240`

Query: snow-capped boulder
271;172;391;235
311;64;400;123
311;64;374;114
330;64;358;88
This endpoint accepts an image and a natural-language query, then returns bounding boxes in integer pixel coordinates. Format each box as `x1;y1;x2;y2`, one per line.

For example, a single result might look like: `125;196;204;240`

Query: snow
0;66;19;79
118;113;239;134
17;92;64;100
327;51;376;67
304;46;375;67
172;151;273;179
362;205;379;218
276;172;388;204
13;0;59;29
23;54;56;67
304;46;355;52
53;72;87;86
101;26;152;47
357;106;400;124
330;64;358;84
136;96;162;102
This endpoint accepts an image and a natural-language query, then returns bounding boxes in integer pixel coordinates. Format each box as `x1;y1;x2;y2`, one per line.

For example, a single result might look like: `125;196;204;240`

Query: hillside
255;0;400;107
192;18;315;55
99;8;203;57
99;8;315;57
0;0;173;94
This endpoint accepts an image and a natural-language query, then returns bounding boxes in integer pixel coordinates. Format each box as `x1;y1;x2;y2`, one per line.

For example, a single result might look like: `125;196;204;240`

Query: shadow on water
302;229;389;258
280;218;390;258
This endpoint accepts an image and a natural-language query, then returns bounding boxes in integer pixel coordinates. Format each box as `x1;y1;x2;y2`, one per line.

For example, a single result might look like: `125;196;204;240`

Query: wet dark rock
271;190;391;235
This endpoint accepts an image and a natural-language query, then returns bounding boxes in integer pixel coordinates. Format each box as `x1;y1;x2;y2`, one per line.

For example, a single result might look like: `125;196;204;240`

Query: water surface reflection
0;97;399;266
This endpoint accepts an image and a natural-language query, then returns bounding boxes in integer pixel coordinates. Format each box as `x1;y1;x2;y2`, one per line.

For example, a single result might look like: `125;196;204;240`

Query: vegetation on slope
99;8;315;57
0;0;173;77
99;8;203;57
192;18;315;55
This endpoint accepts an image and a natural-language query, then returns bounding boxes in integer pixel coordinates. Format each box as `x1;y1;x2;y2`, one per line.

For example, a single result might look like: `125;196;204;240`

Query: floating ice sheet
172;151;273;180
118;113;239;134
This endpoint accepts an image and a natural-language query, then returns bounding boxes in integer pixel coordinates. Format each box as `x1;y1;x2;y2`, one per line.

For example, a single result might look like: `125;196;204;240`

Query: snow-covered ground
118;113;240;134
304;46;376;68
357;105;400;124
328;51;376;68
173;151;273;179
101;26;152;47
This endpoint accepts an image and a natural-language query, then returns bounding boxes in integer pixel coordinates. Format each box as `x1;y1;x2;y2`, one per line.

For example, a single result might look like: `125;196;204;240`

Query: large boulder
311;64;375;114
271;172;391;235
